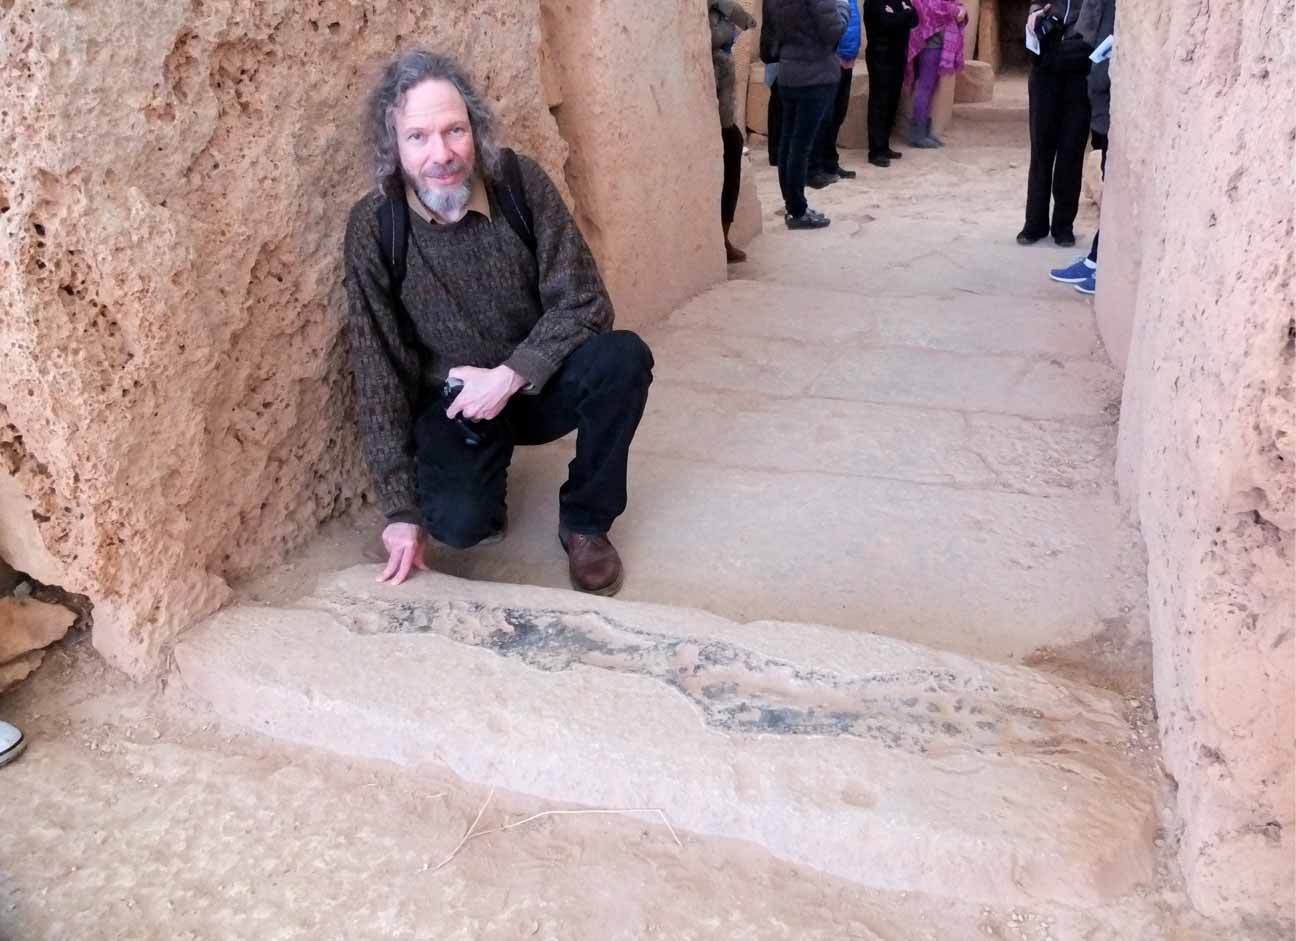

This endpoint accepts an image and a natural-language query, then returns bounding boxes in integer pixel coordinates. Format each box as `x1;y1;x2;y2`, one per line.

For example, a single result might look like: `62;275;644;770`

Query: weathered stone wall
1099;0;1296;925
0;1;725;675
541;0;727;328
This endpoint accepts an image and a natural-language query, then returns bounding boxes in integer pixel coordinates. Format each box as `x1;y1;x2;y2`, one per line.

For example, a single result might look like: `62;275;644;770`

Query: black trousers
812;66;854;174
865;41;908;158
1024;65;1093;239
767;80;782;166
721;124;744;226
413;331;654;548
776;82;835;217
1088;131;1108;262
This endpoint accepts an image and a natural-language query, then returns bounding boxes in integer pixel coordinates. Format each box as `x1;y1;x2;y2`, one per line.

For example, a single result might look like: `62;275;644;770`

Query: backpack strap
376;182;409;299
491;147;537;257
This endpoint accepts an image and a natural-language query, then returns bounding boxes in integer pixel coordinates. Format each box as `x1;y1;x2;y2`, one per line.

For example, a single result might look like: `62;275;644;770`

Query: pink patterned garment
905;0;967;81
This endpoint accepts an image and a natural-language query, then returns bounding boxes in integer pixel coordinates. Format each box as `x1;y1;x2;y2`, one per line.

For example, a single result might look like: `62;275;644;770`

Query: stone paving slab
415;447;1137;663
176;568;1157;910
634;383;1115;497
664;280;1103;358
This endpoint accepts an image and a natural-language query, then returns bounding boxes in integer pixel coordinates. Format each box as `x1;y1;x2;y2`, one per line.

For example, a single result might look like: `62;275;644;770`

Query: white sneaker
0;720;26;768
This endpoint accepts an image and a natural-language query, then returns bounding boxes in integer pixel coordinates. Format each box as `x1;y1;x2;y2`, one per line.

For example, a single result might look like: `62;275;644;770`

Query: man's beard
411;158;472;221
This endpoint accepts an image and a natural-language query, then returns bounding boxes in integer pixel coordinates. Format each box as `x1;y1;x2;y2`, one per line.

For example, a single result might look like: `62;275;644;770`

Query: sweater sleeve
713;0;757;30
502;157;615;389
343;197;422;524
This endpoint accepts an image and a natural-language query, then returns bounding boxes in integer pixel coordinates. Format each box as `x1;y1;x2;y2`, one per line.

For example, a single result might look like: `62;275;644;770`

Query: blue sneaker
1075;273;1097;295
1049;257;1095;284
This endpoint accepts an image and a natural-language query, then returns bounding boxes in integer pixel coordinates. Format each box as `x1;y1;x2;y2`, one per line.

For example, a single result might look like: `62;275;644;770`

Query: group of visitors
709;0;968;233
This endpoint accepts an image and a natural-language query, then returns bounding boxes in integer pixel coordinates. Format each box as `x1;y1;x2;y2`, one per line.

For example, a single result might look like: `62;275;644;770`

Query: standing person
808;0;862;188
1048;0;1114;291
905;0;968;148
761;1;783;166
1018;0;1093;246
764;0;850;229
862;0;919;167
710;0;759;263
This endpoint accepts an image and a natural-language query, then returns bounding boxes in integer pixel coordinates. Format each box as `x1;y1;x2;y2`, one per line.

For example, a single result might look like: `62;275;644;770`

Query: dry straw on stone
428;787;683;873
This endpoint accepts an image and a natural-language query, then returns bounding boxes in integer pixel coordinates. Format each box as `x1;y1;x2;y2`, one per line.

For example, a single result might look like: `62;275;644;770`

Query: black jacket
763;0;849;87
862;0;918;51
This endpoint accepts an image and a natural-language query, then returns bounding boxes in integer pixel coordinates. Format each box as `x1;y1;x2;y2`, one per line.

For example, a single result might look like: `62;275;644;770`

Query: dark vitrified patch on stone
315;593;1122;756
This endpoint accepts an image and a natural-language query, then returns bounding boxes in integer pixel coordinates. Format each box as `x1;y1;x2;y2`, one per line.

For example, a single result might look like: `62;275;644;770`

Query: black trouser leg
1024;66;1061;236
886;43;907;139
721;124;744;225
1088;132;1108;262
767;80;782;166
777;82;835;217
1050;72;1093;239
414;332;654;544
812;67;853;174
865;48;889;157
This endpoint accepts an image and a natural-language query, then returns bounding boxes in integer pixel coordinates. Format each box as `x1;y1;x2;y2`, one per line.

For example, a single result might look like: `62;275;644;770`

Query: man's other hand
1027;4;1050;33
446;365;527;421
379;522;428;585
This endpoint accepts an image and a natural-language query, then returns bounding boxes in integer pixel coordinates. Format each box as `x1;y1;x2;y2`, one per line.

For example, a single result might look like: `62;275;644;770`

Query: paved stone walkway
420;81;1145;669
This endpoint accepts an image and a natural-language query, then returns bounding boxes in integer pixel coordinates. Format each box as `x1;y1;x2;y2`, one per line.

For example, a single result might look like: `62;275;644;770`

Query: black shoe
868;154;891;168
836;167;857;179
785;209;831;229
1016;228;1047;245
807;172;838;189
886;149;903;159
1053;232;1077;247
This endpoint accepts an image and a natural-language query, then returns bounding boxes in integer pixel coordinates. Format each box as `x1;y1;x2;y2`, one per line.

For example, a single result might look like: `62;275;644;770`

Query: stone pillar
542;0;727;331
1107;0;1296;926
979;0;1002;72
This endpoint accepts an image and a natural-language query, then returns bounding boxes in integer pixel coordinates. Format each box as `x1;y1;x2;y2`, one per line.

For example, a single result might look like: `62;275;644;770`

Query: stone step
175;567;1158;910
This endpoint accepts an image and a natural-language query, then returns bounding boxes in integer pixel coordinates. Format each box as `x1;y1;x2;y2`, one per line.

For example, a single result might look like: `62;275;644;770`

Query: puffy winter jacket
764;0;849;86
839;0;863;60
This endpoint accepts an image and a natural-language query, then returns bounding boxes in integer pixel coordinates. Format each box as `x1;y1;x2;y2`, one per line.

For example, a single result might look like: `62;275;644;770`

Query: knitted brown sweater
343;155;614;522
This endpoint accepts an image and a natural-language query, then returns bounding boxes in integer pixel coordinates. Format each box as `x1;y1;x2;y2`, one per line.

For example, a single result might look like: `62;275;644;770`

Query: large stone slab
0;596;76;662
176;568;1158;909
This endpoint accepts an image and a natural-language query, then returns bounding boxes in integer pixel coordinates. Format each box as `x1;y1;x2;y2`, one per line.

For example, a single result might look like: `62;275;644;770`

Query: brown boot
723;223;746;264
559;528;625;596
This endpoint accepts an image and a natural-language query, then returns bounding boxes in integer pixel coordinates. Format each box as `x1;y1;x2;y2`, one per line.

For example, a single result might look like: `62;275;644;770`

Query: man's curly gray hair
363;49;502;190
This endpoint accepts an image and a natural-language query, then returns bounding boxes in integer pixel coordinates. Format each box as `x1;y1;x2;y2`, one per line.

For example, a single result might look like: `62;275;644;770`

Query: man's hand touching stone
379;522;428;586
446;365;528;421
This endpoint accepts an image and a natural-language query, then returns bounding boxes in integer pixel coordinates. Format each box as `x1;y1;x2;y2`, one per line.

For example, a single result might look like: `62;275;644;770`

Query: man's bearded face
394;79;477;221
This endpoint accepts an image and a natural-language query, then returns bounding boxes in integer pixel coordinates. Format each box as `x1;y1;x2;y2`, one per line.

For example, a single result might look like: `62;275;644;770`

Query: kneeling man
345;50;653;595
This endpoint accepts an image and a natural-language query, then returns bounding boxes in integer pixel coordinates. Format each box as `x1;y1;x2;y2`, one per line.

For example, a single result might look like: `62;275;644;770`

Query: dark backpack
377;146;536;298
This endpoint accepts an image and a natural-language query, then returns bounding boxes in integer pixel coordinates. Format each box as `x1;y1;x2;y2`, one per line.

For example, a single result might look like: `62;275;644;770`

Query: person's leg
911;45;942;134
1022;65;1061;240
884;44;908;141
413;397;515;549
776;84;800;211
813;66;852;175
767;79;782;167
1087;132;1109;263
507;331;654;535
786;83;835;217
720;123;746;262
865;50;888;159
1050;72;1093;242
721;123;743;226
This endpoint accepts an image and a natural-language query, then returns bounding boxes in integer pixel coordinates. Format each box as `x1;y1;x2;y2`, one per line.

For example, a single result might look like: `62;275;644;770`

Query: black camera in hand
443;378;486;447
1035;11;1067;45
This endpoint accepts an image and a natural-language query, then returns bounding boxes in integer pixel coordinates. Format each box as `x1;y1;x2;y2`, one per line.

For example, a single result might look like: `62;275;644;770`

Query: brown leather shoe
559;529;624;596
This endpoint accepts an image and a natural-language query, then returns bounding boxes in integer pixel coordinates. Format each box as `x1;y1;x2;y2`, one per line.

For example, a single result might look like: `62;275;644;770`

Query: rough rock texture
0;596;76;664
541;0;726;329
177;567;1159;909
0;649;44;693
956;60;996;103
0;2;728;676
0;468;63;586
1098;0;1296;926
